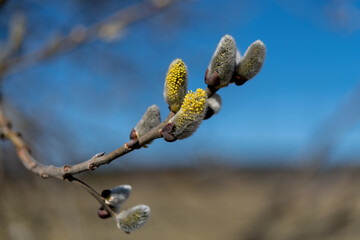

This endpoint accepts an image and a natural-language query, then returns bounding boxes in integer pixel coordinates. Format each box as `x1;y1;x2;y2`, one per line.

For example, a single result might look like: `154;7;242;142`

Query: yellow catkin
164;59;187;112
122;210;144;225
176;88;207;127
117;205;150;233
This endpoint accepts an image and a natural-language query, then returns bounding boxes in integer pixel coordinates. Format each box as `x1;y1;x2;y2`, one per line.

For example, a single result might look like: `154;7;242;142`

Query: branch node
41;173;49;179
127;139;140;149
124;142;131;150
88;163;97;170
63;165;71;173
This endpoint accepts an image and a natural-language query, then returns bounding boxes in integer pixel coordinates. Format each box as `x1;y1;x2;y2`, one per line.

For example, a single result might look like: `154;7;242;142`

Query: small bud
162;123;177;142
132;105;161;141
117;205;151;234
204;93;222;120
98;22;124;42
98;185;132;219
163;89;207;141
164;59;188;112
129;128;137;140
235;40;266;84
103;185;132;209
205;34;237;88
101;189;111;198
94;152;105;157
97;207;111;219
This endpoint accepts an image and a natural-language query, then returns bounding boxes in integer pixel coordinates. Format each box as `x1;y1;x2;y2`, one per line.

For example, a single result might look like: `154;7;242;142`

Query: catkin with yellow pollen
163;59;188;113
117;205;150;234
166;88;207;140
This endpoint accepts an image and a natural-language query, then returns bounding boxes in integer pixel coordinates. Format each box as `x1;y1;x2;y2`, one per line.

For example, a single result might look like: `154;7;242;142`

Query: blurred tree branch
0;0;178;78
297;81;360;170
242;82;360;239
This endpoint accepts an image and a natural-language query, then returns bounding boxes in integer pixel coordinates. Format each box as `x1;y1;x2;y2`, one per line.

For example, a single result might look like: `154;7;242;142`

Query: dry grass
1;168;360;240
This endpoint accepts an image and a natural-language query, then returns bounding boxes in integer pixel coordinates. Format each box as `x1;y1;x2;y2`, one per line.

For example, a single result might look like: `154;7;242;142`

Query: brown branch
0;84;221;180
0;0;180;180
0;104;174;180
0;0;178;77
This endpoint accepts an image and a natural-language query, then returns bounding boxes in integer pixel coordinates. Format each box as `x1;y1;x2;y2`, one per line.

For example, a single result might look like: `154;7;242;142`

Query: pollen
164;59;188;111
123;209;145;225
176;88;207;126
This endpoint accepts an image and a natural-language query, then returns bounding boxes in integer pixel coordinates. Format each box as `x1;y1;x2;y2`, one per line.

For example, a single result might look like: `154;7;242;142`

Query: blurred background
1;0;360;239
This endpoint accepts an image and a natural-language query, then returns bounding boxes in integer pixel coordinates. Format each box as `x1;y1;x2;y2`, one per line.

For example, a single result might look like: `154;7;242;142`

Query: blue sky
1;0;360;168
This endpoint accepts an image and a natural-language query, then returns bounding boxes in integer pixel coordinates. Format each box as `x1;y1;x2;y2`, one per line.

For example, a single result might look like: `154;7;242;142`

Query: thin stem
67;176;117;218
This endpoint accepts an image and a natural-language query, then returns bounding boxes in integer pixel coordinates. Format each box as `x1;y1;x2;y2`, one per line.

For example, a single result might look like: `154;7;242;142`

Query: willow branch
0;85;220;180
0;0;179;180
0;104;174;180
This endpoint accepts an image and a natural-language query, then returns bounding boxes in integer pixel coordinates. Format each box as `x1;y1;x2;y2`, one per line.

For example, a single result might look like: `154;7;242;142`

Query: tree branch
0;83;223;180
0;0;181;180
0;0;178;77
0;104;174;180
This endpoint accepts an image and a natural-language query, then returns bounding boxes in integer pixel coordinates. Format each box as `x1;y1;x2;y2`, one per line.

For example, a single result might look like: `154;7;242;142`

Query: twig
296;80;360;170
67;175;117;218
0;83;220;180
0;0;180;180
0;104;174;180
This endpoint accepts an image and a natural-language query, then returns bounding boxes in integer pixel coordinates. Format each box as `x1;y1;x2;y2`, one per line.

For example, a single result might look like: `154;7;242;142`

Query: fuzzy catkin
169;88;207;139
104;185;132;208
117;205;150;234
134;104;161;138
207;34;237;87
236;40;266;81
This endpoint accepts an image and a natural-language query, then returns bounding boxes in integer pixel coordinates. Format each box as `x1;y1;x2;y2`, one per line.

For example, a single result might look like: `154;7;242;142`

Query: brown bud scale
97;208;111;219
129;128;137;140
162;123;177;142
